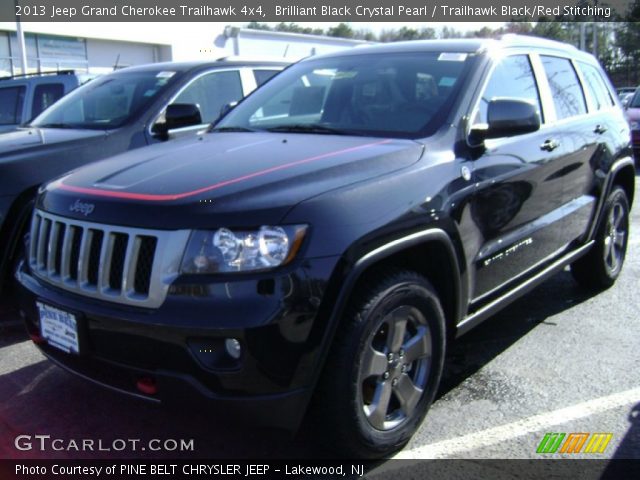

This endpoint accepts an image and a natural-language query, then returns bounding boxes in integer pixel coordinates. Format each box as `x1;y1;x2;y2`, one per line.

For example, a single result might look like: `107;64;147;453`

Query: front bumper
18;255;340;430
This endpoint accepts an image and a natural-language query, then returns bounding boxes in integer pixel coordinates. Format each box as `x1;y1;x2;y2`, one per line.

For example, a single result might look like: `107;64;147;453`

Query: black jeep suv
18;36;634;458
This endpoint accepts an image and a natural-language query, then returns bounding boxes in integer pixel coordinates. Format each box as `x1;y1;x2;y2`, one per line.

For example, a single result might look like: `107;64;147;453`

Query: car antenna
113;54;120;71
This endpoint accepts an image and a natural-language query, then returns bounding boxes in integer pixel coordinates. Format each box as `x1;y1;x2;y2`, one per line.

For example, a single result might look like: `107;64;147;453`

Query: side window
577;62;614;111
253;69;280;86
172;70;244;124
0;86;26;125
541;56;587;120
31;83;65;118
476;55;542;124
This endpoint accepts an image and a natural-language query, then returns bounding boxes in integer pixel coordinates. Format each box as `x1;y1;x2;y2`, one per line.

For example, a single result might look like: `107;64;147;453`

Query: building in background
216;27;369;59
0;23;367;77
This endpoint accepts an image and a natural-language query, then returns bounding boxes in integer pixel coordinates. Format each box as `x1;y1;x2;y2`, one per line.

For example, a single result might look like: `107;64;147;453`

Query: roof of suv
0;70;90;85
113;59;291;74
306;34;595;64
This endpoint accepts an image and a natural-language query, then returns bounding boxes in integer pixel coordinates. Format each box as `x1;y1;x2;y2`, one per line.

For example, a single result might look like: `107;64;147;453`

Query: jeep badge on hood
69;199;95;216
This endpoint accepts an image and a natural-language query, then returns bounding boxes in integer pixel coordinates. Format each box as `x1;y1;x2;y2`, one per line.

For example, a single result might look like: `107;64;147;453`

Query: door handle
594;124;608;134
540;139;560;152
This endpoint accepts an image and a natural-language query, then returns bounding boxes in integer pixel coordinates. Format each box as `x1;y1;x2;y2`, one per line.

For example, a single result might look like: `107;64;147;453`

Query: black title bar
2;459;640;480
1;0;635;22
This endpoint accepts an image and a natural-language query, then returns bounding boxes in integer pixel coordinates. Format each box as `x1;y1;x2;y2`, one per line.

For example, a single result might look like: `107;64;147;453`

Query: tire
314;270;446;458
571;186;630;289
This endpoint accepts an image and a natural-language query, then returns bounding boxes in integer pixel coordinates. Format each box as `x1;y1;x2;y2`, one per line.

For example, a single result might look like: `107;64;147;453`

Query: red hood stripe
56;139;392;202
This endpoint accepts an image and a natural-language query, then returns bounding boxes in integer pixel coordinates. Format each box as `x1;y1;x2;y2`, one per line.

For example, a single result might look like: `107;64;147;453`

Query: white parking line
0;340;43;376
398;386;640;459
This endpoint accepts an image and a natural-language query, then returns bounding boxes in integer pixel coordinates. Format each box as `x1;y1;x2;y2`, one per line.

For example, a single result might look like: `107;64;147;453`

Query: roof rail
500;34;578;50
215;55;291;63
0;69;78;81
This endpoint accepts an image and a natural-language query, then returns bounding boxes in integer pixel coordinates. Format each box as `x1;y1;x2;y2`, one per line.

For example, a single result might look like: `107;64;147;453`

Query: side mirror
165;103;202;130
471;98;541;142
153;103;202;140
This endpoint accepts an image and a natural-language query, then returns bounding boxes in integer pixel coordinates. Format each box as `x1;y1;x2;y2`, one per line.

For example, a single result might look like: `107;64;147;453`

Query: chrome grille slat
36;218;51;270
122;236;141;296
60;225;74;282
97;232;115;293
29;214;41;267
77;227;91;286
46;222;61;276
27;209;191;308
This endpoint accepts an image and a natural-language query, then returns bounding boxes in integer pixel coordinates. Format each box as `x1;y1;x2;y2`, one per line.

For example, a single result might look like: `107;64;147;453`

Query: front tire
571;186;630;289
315;270;446;458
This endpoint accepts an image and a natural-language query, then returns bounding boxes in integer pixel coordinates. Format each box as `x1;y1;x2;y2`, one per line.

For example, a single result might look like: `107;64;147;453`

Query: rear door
562;60;619;242
468;52;582;302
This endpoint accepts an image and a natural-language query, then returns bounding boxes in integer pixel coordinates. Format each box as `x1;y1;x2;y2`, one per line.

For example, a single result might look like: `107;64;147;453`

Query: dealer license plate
36;302;79;354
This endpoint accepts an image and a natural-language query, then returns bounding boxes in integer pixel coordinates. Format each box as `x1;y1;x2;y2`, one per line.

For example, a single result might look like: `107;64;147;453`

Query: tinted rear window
541;56;587;120
0;86;26;125
577;63;614;111
253;69;280;86
31;83;65;118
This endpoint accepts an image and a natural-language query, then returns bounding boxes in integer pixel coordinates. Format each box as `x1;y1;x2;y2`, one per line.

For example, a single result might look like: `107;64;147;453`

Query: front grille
29;210;190;308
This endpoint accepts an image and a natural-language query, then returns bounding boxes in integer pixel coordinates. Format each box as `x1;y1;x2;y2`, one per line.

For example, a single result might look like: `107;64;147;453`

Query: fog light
225;338;242;359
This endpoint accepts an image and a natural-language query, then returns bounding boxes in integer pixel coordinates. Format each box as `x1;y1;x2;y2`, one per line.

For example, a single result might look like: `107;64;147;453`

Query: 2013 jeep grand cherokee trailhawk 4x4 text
17;36;635;458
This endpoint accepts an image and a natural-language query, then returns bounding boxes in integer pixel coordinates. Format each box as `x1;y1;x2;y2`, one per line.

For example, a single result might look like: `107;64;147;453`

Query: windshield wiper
210;126;259;133
265;124;354;135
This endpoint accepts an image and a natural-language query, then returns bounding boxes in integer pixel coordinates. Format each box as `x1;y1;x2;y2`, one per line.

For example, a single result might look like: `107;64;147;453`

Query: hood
0;127;106;157
40;132;424;229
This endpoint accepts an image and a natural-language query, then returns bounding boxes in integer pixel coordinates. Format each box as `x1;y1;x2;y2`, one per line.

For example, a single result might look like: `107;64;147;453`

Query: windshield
30;69;181;129
629;90;640;108
217;52;474;138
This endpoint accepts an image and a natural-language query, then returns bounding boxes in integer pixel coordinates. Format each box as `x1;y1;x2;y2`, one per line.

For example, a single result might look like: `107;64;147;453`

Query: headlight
630;121;639;130
180;225;307;273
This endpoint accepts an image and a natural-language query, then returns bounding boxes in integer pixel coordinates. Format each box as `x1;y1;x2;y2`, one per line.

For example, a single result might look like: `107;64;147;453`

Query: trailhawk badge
69;199;95;216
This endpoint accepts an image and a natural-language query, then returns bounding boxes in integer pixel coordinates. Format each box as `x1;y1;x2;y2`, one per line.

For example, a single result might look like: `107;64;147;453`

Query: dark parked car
0;70;94;133
17;36;634;458
617;86;637;97
0;59;287;299
624;89;640;163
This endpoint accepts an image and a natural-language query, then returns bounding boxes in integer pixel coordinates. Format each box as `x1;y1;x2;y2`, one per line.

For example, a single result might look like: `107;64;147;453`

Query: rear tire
571;186;629;289
314;270;446;458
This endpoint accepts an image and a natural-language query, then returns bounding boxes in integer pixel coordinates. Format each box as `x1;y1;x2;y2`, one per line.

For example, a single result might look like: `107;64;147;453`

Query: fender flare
308;228;464;393
587;156;635;241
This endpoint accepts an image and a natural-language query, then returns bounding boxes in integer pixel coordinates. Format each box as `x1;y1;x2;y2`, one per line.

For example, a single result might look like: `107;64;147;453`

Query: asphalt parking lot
1;174;638;461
